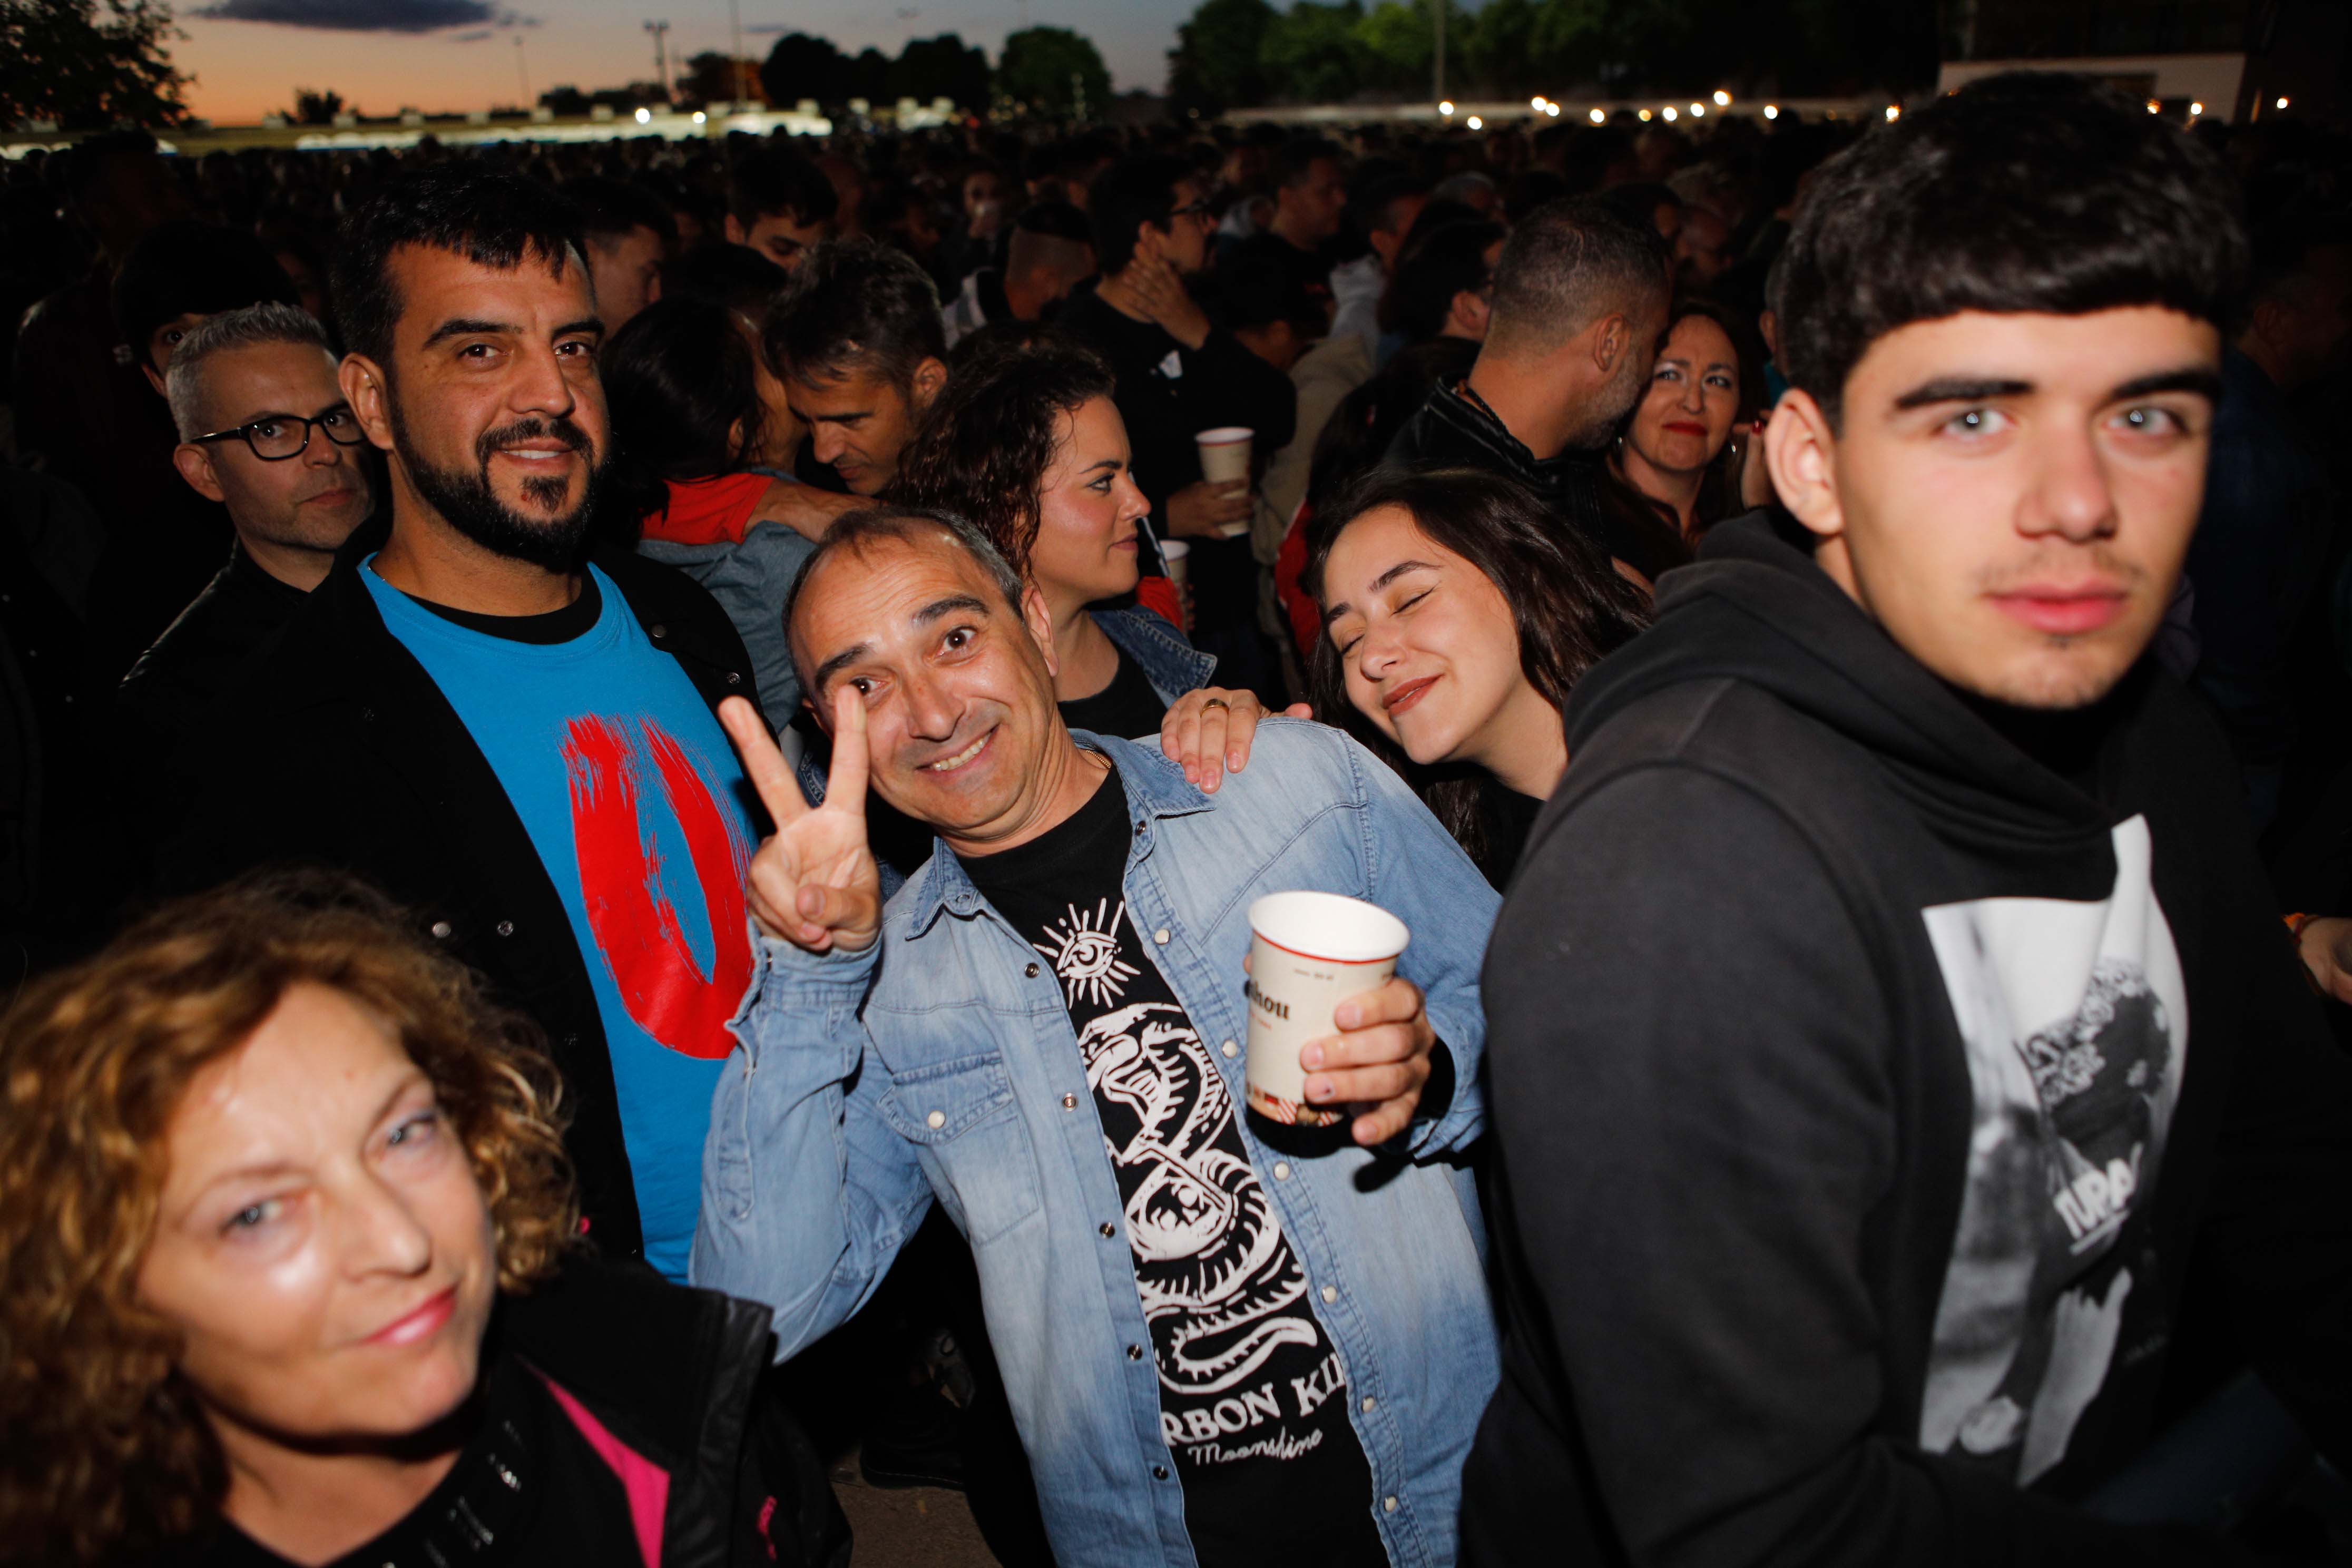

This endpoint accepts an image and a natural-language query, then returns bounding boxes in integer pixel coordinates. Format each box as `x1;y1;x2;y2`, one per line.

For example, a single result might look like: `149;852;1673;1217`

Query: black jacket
1384;377;1687;584
1464;515;2352;1565
162;1254;850;1568
162;517;768;1261
497;1256;849;1567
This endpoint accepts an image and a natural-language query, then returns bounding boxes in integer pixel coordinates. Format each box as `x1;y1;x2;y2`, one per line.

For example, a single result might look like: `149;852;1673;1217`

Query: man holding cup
693;506;1500;1568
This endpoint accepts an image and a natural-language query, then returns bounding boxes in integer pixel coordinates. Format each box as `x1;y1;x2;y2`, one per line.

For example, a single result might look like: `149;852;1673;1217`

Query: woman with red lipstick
1309;467;1649;886
0;875;844;1568
1608;298;1764;542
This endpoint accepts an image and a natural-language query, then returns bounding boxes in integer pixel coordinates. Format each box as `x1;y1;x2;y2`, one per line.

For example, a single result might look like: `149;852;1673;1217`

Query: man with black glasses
120;302;373;791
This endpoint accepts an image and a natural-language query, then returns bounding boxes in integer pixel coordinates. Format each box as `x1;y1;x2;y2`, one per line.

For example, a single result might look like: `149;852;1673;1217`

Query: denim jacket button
1127;1344;1145;1360
1383;1496;1399;1513
1320;1286;1338;1304
1153;1465;1170;1480
1360;1396;1377;1413
926;1110;946;1129
1100;1222;1116;1238
1025;962;1040;978
1062;1093;1078;1109
1220;1038;1237;1057
1152;928;1170;945
1272;1162;1290;1180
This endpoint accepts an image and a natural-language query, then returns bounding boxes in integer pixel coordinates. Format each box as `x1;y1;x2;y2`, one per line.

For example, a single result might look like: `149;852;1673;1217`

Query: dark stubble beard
388;391;604;572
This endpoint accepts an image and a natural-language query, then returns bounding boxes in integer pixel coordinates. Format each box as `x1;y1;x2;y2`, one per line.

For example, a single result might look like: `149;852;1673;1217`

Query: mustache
1973;545;2146;595
474;416;594;467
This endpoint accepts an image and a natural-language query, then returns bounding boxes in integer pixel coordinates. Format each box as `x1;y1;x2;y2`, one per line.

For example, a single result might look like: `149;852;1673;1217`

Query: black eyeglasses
191;407;366;461
1168;200;1212;221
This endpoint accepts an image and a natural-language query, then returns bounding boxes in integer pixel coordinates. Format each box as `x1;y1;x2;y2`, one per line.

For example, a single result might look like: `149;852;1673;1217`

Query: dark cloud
450;26;493;39
192;0;529;32
742;23;786;34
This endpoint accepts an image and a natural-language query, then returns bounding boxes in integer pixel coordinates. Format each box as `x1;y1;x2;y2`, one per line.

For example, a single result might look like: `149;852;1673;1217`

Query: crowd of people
5;69;2352;1567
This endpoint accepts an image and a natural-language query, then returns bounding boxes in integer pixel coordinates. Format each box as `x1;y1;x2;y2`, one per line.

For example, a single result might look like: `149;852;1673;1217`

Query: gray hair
163;301;333;440
783;505;1027;684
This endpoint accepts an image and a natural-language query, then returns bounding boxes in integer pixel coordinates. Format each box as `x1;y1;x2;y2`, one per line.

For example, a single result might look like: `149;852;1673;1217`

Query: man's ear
1589;312;1631;377
1764;388;1843;547
1452;289;1491;340
141;360;168;399
339;353;397;453
723;212;747;247
909;356;948;410
1131;220;1163;268
1020;580;1059;678
171;442;226;504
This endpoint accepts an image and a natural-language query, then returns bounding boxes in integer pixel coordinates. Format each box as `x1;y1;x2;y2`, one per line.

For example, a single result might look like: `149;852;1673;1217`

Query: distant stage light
2147;100;2161;113
1713;90;1730;106
2189;101;2204;116
1638;108;1652;121
1546;102;1560;116
1763;104;1779;120
1588;106;1606;124
1690;102;1704;116
1439;100;1454;115
2276;96;2290;110
634;106;652;124
1661;105;1677;122
1531;96;1546;110
1467;115;1483;129
1884;104;1900;121
692;110;707;123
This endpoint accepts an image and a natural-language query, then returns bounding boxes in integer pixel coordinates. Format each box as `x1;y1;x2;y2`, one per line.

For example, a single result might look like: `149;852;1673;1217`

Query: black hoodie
1462;514;2352;1566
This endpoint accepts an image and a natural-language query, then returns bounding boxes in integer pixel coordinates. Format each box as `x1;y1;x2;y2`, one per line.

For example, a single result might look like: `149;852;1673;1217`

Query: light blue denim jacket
693;722;1502;1567
1092;602;1217;708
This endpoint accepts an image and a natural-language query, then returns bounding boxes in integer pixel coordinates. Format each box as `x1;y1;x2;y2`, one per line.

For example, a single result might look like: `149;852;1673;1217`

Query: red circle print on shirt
564;714;753;1059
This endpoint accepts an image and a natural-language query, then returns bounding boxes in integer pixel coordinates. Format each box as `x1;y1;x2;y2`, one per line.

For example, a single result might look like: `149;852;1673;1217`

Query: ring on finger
1200;698;1229;712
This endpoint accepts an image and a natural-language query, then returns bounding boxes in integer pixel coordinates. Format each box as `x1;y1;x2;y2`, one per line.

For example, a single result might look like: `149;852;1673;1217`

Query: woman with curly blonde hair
0;874;846;1568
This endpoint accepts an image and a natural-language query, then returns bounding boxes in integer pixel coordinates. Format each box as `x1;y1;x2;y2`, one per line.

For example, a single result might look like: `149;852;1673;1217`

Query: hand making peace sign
717;690;883;954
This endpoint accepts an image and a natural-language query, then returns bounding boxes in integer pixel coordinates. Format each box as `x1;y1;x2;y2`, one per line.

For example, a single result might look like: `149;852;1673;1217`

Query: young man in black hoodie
1465;73;2352;1565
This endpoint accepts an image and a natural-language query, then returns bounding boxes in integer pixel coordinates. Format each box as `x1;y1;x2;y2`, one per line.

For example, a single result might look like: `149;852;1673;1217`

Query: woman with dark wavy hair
1309;466;1651;885
891;329;1222;741
0;874;844;1568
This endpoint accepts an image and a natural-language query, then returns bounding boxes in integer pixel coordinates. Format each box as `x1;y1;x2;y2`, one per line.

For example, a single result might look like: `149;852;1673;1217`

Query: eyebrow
2110;366;2223;403
1322;559;1441;623
1083;457;1125;475
1891;376;2035;410
810;595;994;691
421;316;605;350
228;399;350;425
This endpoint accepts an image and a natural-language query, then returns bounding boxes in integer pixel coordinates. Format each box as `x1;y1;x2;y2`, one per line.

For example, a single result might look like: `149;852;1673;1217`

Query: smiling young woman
1308;467;1650;886
0;873;843;1568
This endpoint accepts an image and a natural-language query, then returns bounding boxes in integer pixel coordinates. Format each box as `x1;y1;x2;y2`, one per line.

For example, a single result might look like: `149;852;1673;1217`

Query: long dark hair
599;294;766;542
889;329;1115;577
1305;467;1650;861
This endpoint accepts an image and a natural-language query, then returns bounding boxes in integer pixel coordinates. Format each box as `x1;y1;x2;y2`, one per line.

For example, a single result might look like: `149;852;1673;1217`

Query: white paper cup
1160;537;1189;589
1244;891;1410;1129
1195;426;1253;488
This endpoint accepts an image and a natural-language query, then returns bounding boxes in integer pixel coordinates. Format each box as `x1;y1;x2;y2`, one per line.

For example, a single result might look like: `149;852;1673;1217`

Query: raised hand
718;690;883;954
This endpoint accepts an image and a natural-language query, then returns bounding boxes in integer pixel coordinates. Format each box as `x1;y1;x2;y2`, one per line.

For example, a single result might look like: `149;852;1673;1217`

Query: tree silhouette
757;32;844;109
1;0;189;130
291;85;343;124
996;26;1110;117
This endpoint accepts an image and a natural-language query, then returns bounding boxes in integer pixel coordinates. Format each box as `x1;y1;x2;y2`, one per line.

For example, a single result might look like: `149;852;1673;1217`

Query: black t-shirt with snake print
958;761;1386;1568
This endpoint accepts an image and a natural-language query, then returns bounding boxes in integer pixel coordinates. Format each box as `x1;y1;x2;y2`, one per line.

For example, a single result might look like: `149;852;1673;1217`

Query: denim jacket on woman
1092;601;1217;707
692;722;1502;1568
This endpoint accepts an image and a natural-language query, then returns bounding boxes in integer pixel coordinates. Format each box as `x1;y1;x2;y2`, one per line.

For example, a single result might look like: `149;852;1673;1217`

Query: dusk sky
172;0;1191;125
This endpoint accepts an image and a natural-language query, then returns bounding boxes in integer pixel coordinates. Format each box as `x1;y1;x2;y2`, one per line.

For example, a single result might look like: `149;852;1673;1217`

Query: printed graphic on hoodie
1918;815;2188;1484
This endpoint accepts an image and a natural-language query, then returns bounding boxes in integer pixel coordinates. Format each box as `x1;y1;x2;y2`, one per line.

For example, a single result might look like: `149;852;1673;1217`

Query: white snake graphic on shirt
1037;900;1321;1395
